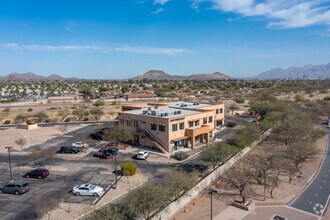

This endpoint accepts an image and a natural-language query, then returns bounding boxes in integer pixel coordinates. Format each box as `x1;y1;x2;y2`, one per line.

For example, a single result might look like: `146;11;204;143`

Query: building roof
168;101;211;109
124;107;200;118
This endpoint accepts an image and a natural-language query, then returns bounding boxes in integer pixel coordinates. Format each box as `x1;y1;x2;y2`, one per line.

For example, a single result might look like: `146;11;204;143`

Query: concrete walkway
214;206;249;220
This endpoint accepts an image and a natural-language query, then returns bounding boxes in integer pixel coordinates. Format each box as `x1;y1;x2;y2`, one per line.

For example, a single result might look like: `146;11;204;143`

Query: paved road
290;128;330;216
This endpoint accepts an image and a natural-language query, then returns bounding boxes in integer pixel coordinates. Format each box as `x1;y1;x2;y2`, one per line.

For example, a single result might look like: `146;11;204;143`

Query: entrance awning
171;136;189;142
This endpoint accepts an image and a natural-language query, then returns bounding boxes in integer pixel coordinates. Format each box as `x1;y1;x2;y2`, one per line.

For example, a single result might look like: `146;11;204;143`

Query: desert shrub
27;108;33;112
94;99;105;107
324;96;330;101
226;121;237;127
3;120;11;124
173;151;189;161
235;96;245;104
121;162;137;176
111;100;118;105
3;107;10;113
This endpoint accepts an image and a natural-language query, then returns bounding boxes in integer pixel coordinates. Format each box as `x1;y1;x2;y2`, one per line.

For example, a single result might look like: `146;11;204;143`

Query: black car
90;132;102;140
23;168;49;179
59;146;80;154
103;148;119;159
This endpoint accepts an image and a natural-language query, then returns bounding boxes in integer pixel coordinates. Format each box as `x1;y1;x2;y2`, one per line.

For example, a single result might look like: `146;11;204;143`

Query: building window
209;131;213;138
179;122;185;130
209;116;213;123
127;120;131;126
120;119;124;125
189;121;194;128
203;118;207;124
194;120;199;126
159;125;165;132
220;108;223;113
151;124;157;131
216;120;223;126
216;109;219;114
172;124;178;132
133;120;139;127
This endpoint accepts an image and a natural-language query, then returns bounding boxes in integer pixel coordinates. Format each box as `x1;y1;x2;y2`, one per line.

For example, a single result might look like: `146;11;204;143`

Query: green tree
72;108;89;121
227;103;239;115
90;107;104;121
202;143;237;168
103;127;133;146
57;108;71;121
127;182;169;220
162;169;198;200
94;99;105;107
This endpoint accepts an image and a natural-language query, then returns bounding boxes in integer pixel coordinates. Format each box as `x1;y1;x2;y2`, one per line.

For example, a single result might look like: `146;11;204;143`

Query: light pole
209;188;218;220
263;160;270;201
5;147;13;181
113;151;118;189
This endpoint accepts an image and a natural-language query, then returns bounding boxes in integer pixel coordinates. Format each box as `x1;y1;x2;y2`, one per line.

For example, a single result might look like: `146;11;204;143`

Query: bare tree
43;149;56;168
32;196;59;220
285;140;319;168
57;108;71;121
222;164;252;203
15;137;27;152
227;103;239;115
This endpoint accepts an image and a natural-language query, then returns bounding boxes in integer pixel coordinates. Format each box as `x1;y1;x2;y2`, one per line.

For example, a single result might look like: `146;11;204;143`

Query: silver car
0;181;30;195
72;183;104;197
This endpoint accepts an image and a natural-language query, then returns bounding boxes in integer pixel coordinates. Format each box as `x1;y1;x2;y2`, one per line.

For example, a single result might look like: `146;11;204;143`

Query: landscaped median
40;173;147;220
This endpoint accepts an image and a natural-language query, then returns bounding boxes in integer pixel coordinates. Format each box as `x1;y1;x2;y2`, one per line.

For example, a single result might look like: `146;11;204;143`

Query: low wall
151;129;271;220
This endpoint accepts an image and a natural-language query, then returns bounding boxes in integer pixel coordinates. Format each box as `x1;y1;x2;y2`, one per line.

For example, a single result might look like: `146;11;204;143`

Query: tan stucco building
118;102;225;153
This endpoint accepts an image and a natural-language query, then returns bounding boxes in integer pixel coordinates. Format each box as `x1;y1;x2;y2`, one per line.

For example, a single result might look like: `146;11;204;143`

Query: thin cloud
2;43;187;56
151;8;164;14
192;0;330;29
154;0;170;5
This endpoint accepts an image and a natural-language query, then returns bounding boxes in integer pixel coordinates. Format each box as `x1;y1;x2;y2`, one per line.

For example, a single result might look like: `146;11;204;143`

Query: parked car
0;181;30;195
72;142;88;148
72;183;104;197
103;148;119;159
90;132;102;140
136;150;149;160
59;146;80;154
23;168;49;179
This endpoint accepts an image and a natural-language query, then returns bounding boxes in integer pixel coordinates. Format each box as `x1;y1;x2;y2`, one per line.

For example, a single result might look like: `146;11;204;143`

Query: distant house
125;92;155;101
47;94;78;103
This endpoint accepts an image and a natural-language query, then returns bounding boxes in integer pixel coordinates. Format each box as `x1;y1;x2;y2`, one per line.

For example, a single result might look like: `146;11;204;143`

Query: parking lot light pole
209;188;218;220
113;152;118;189
5;146;13;181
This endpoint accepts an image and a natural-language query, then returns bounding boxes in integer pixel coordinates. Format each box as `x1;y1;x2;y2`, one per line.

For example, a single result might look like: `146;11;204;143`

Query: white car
136;150;149;160
71;142;88;148
72;183;104;197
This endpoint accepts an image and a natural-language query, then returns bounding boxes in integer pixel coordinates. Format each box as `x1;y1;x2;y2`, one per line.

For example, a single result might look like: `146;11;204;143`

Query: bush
3;107;11;113
173;151;189;161
121;162;137;176
27;108;33;112
324;96;330;101
235;97;245;104
94;99;105;107
226;121;237;127
3;120;11;124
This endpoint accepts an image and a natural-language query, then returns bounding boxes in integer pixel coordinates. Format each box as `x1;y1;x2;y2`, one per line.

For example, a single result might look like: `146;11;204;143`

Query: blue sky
0;0;330;79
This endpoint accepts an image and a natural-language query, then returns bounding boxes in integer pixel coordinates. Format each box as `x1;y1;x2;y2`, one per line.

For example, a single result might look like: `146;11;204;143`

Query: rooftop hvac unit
165;113;169;116
173;111;177;115
160;113;164;117
151;110;157;116
177;110;181;114
142;110;147;115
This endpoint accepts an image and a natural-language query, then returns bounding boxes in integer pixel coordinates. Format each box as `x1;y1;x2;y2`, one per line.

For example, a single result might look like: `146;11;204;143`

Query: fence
151;129;271;220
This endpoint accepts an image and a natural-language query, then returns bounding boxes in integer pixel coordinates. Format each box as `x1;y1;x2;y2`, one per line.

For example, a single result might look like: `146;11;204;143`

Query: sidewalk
41;173;147;220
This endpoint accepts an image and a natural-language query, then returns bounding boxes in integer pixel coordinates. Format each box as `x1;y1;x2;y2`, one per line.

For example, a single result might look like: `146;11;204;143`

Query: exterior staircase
137;128;167;153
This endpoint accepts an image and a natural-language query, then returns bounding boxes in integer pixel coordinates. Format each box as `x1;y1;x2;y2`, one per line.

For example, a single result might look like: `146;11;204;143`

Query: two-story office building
117;102;225;153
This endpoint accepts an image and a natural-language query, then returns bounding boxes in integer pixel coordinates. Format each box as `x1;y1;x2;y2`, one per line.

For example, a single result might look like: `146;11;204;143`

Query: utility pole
5;147;13;181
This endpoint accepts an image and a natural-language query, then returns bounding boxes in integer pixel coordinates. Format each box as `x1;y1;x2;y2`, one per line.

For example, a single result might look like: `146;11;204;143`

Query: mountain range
0;72;78;81
130;70;231;81
1;63;329;81
254;63;330;79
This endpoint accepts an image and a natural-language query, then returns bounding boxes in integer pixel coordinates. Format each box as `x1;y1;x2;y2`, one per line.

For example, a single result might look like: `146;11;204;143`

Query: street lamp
263;160;270;201
113;151;118;189
209;188;218;220
5;146;13;181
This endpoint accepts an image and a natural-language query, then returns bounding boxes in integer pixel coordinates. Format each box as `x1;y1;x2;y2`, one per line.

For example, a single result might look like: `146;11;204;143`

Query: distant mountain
0;72;70;81
131;70;231;81
254;63;330;79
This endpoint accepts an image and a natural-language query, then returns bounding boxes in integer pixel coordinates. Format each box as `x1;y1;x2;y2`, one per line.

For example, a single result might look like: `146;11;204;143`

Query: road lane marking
320;186;322;189
315;193;318;196
310;201;312;205
313;203;324;215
